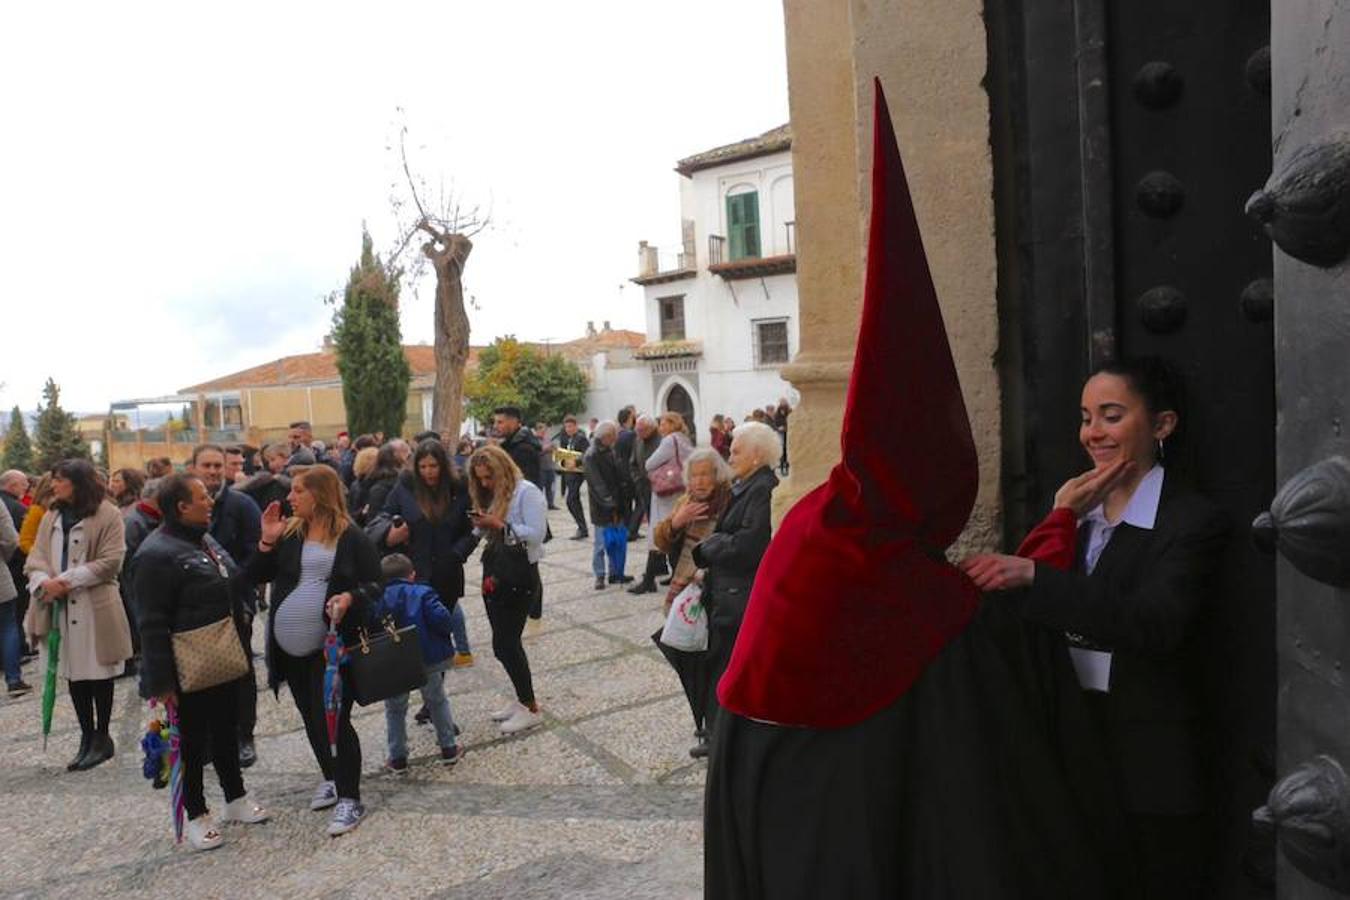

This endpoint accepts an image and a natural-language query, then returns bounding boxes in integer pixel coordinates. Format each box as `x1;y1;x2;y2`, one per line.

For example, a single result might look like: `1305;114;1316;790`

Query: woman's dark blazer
247;523;382;693
379;481;478;602
1018;474;1230;816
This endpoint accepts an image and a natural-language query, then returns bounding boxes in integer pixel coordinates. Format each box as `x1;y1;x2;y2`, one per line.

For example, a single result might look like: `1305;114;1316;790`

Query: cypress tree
1;406;34;472
331;230;411;438
34;378;89;471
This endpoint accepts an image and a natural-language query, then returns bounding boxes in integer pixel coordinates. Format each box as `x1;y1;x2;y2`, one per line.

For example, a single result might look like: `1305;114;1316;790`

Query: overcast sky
0;2;789;414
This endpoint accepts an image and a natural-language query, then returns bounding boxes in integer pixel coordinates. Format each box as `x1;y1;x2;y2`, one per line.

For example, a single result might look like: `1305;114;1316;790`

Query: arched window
664;384;696;435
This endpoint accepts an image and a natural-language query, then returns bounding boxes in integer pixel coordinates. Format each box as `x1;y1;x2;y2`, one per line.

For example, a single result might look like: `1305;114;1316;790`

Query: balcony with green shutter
709;193;795;280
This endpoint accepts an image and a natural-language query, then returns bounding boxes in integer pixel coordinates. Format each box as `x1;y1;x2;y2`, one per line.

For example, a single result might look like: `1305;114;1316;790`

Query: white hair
683;448;732;486
636;414;656;428
0;469;28;491
732;421;782;469
593;420;619;442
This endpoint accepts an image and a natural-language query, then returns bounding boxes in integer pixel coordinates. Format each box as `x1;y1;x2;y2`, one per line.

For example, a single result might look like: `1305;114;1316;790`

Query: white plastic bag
660;583;708;651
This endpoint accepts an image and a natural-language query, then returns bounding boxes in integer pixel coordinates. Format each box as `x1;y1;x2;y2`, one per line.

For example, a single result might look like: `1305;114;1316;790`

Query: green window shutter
726;192;761;261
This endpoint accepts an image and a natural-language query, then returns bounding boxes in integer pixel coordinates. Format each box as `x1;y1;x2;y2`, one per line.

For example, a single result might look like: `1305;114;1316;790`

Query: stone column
776;0;1003;552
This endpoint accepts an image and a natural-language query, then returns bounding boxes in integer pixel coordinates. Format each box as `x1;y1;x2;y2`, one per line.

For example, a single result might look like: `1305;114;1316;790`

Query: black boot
628;576;657;595
75;733;114;771
66;732;93;771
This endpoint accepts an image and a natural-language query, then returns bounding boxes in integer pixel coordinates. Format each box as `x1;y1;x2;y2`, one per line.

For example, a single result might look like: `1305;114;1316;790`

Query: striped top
273;541;336;657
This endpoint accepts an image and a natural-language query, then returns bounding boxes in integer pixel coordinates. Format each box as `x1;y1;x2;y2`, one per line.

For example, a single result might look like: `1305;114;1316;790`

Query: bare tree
391;122;489;440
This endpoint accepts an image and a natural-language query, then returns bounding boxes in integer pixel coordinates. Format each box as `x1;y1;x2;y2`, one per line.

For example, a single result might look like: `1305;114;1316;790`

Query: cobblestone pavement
0;506;705;899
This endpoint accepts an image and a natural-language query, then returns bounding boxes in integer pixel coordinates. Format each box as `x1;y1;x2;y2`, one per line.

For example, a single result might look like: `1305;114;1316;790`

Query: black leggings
283;650;362;801
484;581;535;706
68;679;114;736
178;679;247;819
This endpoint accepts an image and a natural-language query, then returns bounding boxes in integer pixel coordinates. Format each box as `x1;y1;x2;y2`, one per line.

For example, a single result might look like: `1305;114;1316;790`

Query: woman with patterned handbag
467;445;548;735
252;465;382;837
135;474;269;851
635;413;694;594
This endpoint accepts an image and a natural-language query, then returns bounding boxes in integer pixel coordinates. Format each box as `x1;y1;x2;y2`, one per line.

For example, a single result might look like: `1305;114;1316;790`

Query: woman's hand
259;501;287;547
1052;458;1134;517
41;578;71;601
958;554;1036;591
386;522;410;545
671;501;709;530
326;592;353;625
472;511;505;531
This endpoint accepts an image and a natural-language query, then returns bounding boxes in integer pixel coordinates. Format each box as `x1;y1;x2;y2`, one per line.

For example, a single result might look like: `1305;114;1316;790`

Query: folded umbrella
651;628;708;733
39;600;62;751
165;697;184;843
322;621;344;757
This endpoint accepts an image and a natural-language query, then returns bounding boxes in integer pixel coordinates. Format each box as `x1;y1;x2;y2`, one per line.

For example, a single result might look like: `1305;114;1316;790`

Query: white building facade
630;125;799;440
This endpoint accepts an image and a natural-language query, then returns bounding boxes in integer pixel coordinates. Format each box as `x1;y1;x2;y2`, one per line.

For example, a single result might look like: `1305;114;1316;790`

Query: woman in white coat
631;412;695;595
25;459;132;771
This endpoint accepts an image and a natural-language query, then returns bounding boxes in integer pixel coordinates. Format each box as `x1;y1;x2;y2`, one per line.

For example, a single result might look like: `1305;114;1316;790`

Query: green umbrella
40;600;62;751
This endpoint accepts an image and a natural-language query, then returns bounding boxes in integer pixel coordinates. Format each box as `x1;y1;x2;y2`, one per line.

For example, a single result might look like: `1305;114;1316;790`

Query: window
659;296;686;341
726;191;761;261
754;318;790;366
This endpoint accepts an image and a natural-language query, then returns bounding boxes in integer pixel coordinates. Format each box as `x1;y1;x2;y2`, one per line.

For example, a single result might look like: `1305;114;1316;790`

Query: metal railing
708;234;726;266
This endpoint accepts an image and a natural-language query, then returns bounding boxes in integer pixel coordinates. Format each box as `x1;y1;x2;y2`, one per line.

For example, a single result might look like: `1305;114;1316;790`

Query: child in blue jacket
372;554;462;770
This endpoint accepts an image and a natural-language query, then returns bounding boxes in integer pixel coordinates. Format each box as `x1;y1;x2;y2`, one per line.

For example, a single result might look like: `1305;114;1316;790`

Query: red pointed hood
717;80;981;729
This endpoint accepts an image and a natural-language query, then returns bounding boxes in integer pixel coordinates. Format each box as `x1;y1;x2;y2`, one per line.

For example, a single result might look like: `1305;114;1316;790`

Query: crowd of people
0;399;790;850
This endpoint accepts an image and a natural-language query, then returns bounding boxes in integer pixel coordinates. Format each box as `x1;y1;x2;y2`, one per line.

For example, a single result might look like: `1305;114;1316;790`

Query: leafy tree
1;406;34;472
465;338;589;426
34;378;89;471
330;230;411;438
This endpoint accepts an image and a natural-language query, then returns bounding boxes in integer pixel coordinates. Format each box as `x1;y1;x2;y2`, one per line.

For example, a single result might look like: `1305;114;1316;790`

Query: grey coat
0;501;17;604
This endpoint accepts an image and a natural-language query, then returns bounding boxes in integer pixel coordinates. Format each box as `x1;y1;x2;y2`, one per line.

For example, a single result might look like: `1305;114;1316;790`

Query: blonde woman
18;473;54;556
467;445;548;735
253;465;381;836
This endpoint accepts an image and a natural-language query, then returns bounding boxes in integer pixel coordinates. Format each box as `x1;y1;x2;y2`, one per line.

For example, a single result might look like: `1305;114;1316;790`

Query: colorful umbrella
164;698;184;843
39;599;63;751
322;621;344;758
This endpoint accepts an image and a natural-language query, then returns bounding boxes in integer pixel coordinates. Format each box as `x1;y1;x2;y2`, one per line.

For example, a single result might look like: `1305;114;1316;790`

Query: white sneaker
499;706;543;735
222;794;270;824
185;814;223;851
491;700;524;723
309;780;338;811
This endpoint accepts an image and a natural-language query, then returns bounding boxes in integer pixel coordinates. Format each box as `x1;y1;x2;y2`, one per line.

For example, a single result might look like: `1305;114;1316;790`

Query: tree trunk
427;234;474;439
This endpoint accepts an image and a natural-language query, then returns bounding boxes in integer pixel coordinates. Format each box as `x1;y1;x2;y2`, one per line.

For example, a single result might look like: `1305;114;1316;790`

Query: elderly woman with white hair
691;421;781;739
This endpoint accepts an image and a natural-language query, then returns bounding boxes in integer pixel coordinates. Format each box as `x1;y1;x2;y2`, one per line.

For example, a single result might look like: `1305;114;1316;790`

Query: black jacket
692;466;778;614
121;503;162;611
1020;476;1230;815
584;441;631;525
631;430;661;488
356;471;400;526
2;492;27;600
209;482;262;572
237;472;290;521
249;523;382;693
133;522;252;698
616;428;637;468
501;426;543;486
378;480;479;602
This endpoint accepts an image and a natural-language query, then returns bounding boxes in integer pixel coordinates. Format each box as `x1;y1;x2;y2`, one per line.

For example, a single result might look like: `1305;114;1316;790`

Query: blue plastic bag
602;524;628;578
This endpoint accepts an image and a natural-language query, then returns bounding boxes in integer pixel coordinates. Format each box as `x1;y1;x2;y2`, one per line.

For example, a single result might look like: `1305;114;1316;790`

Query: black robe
704;602;1138;899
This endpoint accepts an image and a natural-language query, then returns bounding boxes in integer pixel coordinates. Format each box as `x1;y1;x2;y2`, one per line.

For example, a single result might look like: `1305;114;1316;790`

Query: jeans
0;600;21;686
179;678;248;819
592;529;608;578
484;579;535;705
284;650;362;801
540;467;556;507
385;664;458;759
448;600;470;655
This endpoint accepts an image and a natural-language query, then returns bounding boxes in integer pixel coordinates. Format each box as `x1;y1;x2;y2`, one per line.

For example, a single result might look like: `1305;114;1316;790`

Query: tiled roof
179;330;646;394
675;124;792;177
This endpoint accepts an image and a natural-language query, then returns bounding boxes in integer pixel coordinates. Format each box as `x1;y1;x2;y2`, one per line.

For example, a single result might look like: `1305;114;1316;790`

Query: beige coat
24;500;132;679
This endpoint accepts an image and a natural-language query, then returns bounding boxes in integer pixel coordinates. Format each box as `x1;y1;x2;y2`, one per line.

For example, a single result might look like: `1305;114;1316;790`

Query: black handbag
482;530;534;597
345;617;426;706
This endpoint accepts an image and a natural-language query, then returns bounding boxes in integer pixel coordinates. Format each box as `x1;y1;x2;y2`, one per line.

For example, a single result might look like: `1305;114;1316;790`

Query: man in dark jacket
494;406;542;486
557;416;590;539
628;414;660;541
0;471;31;663
191;444;263;768
615;407;637;487
120;479;165;676
584;421;633;590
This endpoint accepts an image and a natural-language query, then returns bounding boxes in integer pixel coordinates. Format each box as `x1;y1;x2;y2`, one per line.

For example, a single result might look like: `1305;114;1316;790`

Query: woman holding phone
380;439;477;667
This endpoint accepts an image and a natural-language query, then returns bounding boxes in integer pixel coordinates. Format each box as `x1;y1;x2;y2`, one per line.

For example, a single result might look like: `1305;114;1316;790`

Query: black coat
583;442;631;525
237;472;290;520
121;503;162;611
209;482;262;572
379;481;479;602
501;426;543;486
631;431;661;488
133;523;253;698
1020;476;1230;815
249;523;382;693
357;471;400;525
692;465;778;614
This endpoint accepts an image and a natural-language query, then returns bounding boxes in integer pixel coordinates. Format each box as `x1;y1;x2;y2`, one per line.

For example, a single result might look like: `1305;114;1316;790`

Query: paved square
0;507;704;899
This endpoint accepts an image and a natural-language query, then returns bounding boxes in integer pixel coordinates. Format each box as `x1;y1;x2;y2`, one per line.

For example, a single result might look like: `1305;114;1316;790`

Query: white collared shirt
1069;465;1165;692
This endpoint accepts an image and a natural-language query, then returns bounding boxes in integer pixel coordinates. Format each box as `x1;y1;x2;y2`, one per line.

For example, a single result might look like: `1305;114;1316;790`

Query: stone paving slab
0;504;705;899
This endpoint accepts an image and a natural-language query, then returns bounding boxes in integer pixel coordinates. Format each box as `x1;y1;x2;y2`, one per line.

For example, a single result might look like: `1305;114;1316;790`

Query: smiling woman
960;357;1231;896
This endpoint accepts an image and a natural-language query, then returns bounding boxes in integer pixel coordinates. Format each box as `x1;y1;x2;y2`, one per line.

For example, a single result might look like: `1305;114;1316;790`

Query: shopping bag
602;524;628;576
659;583;707;652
